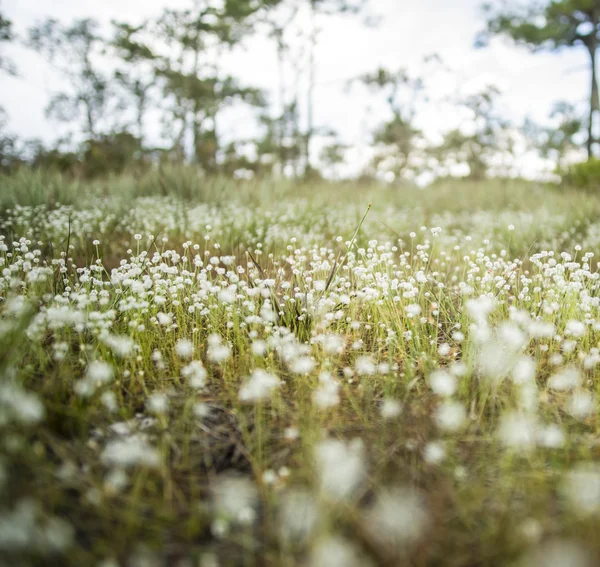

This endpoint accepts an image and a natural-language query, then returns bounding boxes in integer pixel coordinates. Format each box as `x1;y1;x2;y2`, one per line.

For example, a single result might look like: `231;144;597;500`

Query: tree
27;18;109;140
0;4;16;76
152;2;276;169
303;0;366;177
435;86;514;180
353;67;424;182
110;21;157;148
523;101;586;170
477;0;600;160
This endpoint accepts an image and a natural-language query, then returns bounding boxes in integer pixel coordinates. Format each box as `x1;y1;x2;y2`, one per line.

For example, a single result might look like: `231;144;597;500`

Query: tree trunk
276;34;286;176
587;9;599;160
304;0;317;177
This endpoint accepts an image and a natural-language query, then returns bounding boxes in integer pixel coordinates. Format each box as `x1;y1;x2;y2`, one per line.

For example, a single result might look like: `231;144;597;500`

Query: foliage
27;18;109;139
563;157;600;188
434;86;513;180
477;0;600;159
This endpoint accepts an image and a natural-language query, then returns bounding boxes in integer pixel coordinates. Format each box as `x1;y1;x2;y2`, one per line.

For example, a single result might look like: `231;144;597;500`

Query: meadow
2;170;600;566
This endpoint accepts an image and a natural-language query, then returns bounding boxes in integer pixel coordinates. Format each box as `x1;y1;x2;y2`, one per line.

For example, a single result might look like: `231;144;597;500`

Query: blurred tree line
0;0;599;184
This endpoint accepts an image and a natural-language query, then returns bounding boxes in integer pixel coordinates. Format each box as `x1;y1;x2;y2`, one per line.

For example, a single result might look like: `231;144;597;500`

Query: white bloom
565;320;586;338
548;367;582;391
207;335;231;363
537;424;565;449
310;536;364;567
211;475;258;524
562;464;600;515
239;369;281;402
366;486;429;547
86;361;114;385
435;400;466;432
290;356;316;375
428;370;456;397
567;390;595;419
512;356;536;384
497;412;537;452
175;338;194;359
380;399;402;420
354;355;376;376
313;373;340;409
181;361;207;389
156;312;172;326
101;437;160;469
423;441;446;465
251;340;267;356
147;393;169;415
314;438;365;502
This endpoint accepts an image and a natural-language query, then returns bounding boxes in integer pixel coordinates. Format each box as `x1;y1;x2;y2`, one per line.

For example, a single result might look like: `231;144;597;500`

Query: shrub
563;159;600;190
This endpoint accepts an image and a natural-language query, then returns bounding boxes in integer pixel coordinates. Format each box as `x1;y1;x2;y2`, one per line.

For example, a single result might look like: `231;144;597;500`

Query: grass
1;169;600;566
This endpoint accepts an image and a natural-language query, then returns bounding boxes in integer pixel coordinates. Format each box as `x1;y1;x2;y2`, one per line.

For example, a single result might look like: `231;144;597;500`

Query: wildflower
497;412;537;452
290;356;316;375
86;361;114;385
147;393;169;415
562;464;600;515
239;369;281;402
175;338;194;359
548;367;582;391
207;334;231;363
314;438;365;502
567;390;595;419
312;372;340;409
365;486;429;548
181;361;207;389
101;437;160;469
435;400;466;432
355;355;376;376
380;399;402;420
424;440;446;464
428;370;456;397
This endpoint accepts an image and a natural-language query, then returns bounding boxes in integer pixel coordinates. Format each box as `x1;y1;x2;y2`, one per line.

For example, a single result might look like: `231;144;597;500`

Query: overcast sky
0;0;592;178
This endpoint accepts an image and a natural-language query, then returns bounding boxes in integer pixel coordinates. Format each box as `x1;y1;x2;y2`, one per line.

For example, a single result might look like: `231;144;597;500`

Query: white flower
313;372;340;409
211;475;258;524
156;312;172;326
548;367;582;391
239;369;281;402
565;320;586;338
251;340;267;356
101;437;160;469
86;361;114;385
207;335;231;363
423;441;446;464
380;399;402;420
147;393;169;415
435;400;466;432
181;361;207;389
355;356;376;376
174;338;194;359
567;390;595;419
497;412;537;452
537;424;565;449
406;304;421;317
428;370;456;397
289;356;316;375
314;438;365;502
310;536;364;567
562;464;600;515
512;356;536;384
366;486;429;547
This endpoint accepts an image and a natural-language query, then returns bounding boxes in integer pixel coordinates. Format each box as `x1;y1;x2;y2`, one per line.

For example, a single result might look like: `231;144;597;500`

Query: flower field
2;175;600;566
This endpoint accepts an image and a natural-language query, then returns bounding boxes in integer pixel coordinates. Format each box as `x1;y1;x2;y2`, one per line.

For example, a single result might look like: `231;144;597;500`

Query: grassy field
2;171;600;566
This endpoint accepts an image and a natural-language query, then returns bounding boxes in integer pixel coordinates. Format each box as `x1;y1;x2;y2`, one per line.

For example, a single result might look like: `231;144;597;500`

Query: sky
0;0;593;178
